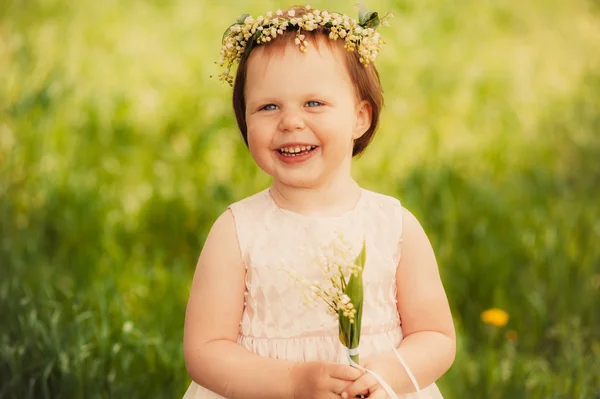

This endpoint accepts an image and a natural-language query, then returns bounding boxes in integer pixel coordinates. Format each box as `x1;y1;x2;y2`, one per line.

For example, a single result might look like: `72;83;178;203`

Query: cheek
247;114;277;143
245;125;267;156
246;131;259;153
245;119;260;143
310;113;354;140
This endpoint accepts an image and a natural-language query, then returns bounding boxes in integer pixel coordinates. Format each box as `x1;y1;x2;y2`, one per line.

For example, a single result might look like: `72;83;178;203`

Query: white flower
216;6;392;86
341;294;351;305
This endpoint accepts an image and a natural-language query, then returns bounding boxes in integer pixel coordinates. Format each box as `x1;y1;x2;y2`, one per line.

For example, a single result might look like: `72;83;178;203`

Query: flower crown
217;4;393;86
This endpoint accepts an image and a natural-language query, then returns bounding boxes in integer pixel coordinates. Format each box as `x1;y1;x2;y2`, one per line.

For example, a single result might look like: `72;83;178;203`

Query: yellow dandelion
481;308;509;327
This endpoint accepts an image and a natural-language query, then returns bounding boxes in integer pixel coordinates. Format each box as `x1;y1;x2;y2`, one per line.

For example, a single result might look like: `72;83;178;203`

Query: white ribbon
391;346;420;392
344;340;421;398
345;348;398;399
384;334;420;393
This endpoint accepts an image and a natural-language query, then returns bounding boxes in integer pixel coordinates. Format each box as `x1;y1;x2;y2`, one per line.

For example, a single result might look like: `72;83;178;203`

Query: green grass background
1;0;600;397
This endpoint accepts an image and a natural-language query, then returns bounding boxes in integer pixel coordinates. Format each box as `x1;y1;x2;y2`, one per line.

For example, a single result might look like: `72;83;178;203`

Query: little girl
183;5;455;399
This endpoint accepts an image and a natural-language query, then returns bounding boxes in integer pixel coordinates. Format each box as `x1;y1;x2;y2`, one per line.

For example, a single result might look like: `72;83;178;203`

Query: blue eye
261;104;278;111
306;101;323;108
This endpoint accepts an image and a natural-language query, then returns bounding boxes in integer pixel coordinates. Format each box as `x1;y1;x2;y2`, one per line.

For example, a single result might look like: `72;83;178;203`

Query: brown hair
231;7;384;157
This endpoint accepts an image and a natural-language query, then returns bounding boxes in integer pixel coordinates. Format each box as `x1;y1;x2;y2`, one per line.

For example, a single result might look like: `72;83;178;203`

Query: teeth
278;145;316;155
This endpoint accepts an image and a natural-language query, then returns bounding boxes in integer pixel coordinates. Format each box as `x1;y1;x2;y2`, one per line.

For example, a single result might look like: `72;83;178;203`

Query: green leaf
222;13;250;42
221;25;234;42
236;13;250;24
356;3;380;28
339;308;350;347
356;3;370;24
356;240;367;268
361;12;380;28
342;241;366;350
244;29;262;57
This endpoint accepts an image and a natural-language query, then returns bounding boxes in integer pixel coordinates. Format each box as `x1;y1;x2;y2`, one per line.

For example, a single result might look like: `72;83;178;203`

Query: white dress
183;188;444;399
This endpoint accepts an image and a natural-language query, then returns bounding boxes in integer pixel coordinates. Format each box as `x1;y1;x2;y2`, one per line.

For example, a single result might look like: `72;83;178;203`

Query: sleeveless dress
183;188;444;399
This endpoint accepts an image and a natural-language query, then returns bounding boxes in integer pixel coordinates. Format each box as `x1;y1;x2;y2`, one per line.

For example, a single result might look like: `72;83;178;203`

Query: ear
353;100;372;140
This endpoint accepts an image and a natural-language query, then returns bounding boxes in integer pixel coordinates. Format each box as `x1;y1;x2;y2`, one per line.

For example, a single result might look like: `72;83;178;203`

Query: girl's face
244;36;371;190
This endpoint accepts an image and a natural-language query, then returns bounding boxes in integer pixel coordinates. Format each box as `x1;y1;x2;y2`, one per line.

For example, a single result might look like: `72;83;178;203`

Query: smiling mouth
277;145;318;157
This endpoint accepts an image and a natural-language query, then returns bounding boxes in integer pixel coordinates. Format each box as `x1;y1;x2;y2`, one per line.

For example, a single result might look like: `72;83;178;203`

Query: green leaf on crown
222;13;250;42
356;3;380;28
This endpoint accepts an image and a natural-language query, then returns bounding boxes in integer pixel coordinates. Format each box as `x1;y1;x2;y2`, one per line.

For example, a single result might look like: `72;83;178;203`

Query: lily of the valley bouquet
290;235;399;399
304;235;366;365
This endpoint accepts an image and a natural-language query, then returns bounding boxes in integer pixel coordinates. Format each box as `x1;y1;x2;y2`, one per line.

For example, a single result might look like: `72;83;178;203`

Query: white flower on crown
216;4;393;86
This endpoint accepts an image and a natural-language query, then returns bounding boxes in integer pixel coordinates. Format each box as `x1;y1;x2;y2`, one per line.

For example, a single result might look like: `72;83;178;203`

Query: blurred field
1;0;600;398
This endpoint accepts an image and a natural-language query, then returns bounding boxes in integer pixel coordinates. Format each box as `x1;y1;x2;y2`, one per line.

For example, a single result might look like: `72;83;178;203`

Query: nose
278;108;305;132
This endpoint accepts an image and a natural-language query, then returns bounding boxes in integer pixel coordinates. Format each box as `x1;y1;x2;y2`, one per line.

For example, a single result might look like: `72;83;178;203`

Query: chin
276;175;320;189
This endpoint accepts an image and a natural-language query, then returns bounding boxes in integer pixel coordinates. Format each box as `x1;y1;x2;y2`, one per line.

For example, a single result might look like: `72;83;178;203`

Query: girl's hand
289;361;363;399
340;371;388;399
341;357;393;399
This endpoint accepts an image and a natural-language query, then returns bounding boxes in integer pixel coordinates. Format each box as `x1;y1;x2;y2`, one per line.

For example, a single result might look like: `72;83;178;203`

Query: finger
327;363;363;381
368;388;388;399
329;379;350;397
343;388;370;399
342;373;378;398
339;380;368;399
